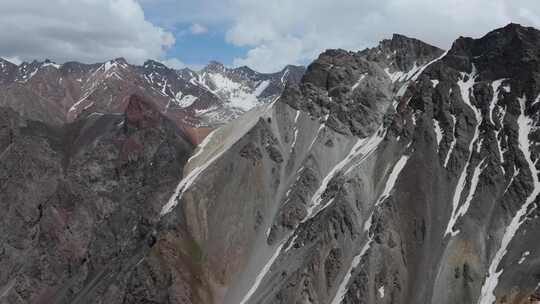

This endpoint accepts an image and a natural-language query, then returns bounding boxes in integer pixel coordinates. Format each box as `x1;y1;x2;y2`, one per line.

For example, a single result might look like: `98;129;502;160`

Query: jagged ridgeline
0;56;304;144
1;23;540;304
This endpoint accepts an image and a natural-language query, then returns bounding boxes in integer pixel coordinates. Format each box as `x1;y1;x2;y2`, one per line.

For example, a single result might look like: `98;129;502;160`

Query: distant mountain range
0;57;304;144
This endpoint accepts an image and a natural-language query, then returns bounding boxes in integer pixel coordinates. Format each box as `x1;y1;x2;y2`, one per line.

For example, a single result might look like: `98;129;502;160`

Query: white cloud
232;36;306;72
2;0;540;72
160;58;204;71
160;58;186;69
0;0;175;65
190;23;208;35
221;0;540;72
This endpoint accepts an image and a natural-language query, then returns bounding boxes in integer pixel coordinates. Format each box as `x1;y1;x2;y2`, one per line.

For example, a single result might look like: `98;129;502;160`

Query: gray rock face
2;23;540;304
0;95;194;303
157;23;540;304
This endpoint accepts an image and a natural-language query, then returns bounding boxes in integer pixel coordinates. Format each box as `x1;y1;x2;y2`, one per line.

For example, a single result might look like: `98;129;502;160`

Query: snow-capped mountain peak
0;56;305;133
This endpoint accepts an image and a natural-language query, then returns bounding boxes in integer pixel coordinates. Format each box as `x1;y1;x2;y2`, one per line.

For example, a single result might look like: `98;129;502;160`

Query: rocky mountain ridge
161;23;540;304
1;23;540;304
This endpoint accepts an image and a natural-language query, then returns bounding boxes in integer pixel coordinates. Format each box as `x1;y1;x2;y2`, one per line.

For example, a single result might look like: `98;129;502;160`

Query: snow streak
445;69;482;236
433;119;443;151
238;241;286;304
495;105;508;173
532;93;540;107
488;80;504;125
446;158;486;236
290;110;301;153
503;167;519;194
351;74;366;91
444;114;457;167
160;128;220;215
477;97;540;304
307;114;330;151
161;101;277;215
330;239;372;304
518;251;530;265
410;50;449;81
376;155;410;205
330;151;409;304
305;128;386;220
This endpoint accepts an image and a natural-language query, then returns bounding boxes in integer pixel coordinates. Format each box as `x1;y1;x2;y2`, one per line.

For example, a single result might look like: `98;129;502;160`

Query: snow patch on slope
176;94;198;108
518;251;530;265
207;72;260;111
378;286;385;298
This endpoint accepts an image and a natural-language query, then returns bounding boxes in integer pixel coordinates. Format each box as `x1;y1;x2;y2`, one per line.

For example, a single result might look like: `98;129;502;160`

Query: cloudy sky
0;0;539;72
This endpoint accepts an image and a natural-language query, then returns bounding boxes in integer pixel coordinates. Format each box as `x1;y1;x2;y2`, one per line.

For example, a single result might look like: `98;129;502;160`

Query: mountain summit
159;23;540;304
1;24;540;304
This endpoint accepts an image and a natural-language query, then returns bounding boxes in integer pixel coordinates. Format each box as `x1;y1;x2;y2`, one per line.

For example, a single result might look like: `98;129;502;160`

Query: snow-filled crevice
488;80;504;125
330;239;372;304
306;114;330;152
446;158;487;236
330;150;409;304
433;119;443;152
445;68;483;236
375;154;410;206
238;240;286;304
477;96;540;304
290;110;301;153
351;74;366;91
305;127;386;221
444;113;457;167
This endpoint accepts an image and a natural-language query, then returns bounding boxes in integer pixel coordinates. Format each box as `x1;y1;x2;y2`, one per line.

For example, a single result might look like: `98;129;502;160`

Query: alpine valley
1;23;540;304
